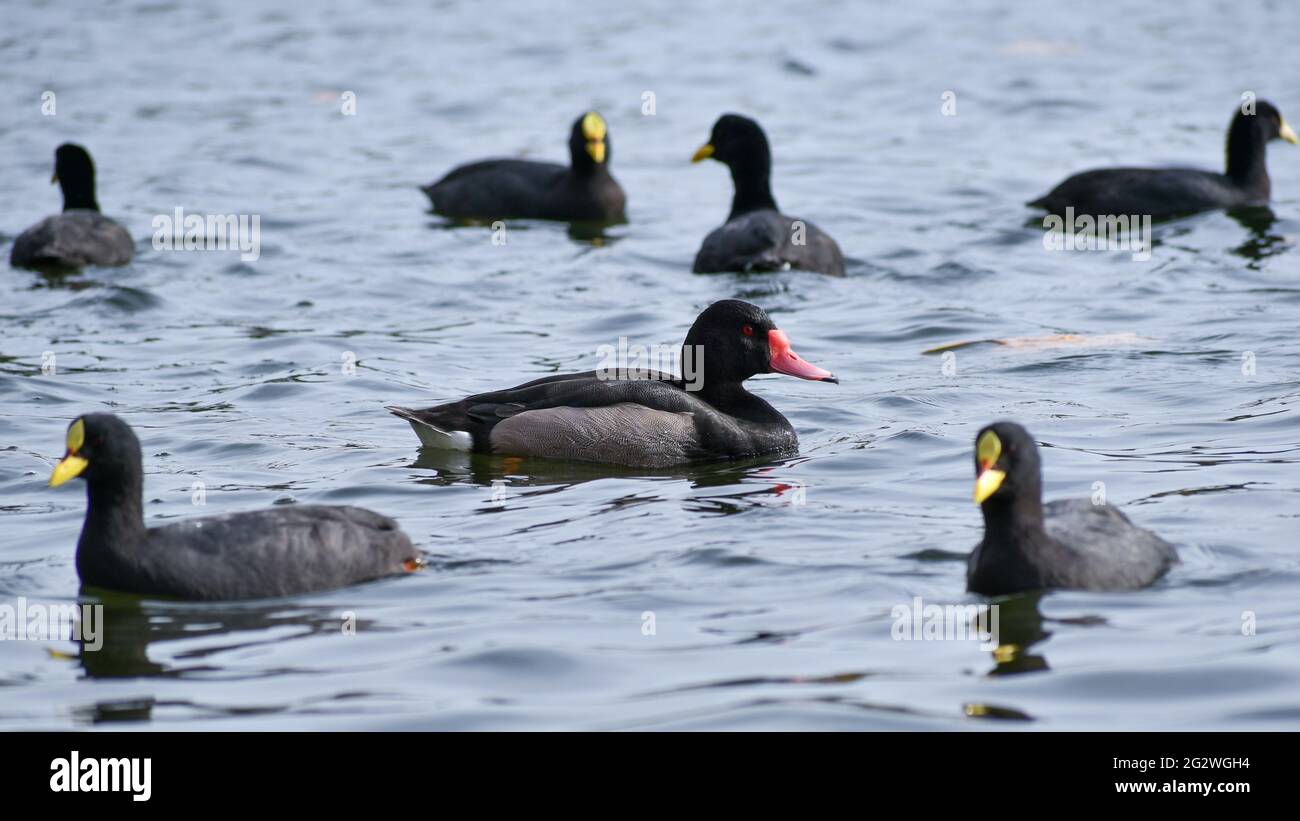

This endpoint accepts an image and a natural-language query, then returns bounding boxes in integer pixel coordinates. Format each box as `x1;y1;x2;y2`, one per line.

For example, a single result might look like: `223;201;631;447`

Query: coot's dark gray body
51;413;419;601
1028;100;1297;219
967;421;1178;596
691;114;845;276
1028;167;1267;220
968;498;1179;596
11;210;133;269
12;144;133;270
693;208;845;276
423;111;626;224
424;158;625;223
78;505;415;601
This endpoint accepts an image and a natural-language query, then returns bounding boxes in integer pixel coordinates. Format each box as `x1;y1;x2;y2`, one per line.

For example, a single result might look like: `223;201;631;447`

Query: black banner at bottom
2;731;1278;807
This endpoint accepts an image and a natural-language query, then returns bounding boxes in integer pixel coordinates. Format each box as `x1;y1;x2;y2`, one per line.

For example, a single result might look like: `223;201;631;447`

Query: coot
1028;101;1297;219
968;421;1178;595
50;414;420;600
422;111;626;223
691;114;844;275
11;144;133;269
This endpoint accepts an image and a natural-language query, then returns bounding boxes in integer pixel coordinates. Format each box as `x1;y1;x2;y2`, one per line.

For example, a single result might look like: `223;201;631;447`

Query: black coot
422;111;626;224
11;144;134;270
691;114;844;276
1028;101;1297;219
968;421;1178;596
50;414;420;600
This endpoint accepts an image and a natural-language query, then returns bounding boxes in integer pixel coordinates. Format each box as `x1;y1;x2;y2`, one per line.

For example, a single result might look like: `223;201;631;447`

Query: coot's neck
568;137;614;183
570;160;610;181
727;161;778;220
979;488;1048;553
76;469;147;576
1225;116;1271;195
60;177;100;213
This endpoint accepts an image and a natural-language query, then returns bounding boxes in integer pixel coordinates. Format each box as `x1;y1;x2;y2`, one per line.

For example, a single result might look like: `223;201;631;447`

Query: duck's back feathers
390;371;709;467
388;370;796;467
389;300;835;467
11;210;133;269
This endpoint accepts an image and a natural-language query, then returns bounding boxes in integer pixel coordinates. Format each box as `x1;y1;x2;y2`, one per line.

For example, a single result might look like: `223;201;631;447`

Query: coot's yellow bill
974;467;1006;504
50;417;89;487
691;144;714;163
581;112;606;142
1281;119;1299;144
974;429;1006;503
582;112;607;163
50;455;89;487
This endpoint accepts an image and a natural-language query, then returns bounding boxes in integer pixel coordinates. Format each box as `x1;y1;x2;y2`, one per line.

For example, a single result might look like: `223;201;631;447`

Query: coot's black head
683;299;837;389
568;111;611;172
49;413;142;490
53;143;100;212
1234;100;1299;145
692;114;771;169
692;115;777;217
1225;100;1298;184
973;421;1042;507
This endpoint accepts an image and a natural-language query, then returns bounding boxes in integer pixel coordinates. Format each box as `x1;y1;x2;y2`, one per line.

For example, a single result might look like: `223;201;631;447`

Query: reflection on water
409;447;790;492
428;216;623;246
72;591;356;724
76;591;347;681
1226;206;1288;265
986;593;1051;677
566;222;623;245
28;268;104;291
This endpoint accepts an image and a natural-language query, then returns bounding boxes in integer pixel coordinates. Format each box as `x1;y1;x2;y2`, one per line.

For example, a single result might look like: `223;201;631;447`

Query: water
2;0;1299;730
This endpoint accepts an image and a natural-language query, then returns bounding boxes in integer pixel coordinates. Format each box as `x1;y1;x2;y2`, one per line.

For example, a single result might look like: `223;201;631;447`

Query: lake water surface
2;0;1299;730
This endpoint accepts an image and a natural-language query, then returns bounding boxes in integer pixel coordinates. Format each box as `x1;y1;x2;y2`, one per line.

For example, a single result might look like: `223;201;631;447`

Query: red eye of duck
741;324;754;337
